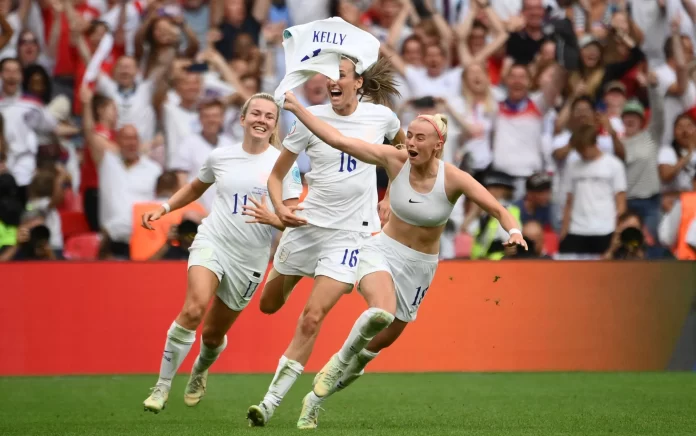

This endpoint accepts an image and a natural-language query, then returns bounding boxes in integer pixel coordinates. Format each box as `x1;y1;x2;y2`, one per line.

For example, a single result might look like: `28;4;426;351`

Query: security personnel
470;171;522;260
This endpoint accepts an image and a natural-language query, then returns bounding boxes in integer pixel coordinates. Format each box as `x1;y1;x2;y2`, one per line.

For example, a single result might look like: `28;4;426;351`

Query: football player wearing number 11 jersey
140;94;302;413
246;56;405;428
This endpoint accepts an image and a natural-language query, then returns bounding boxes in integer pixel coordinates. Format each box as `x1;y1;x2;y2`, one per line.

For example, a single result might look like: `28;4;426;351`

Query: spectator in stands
0;172;22;261
213;0;268;60
491;63;564;200
130;171;206;261
504;0;546;68
560;125;627;257
16;30;53;72
622;99;663;240
0;58;70;207
148;212;202;260
654;18;696;145
466;171;522;260
9;224;55;261
658;113;696;194
604;210;674;260
516;172;552;228
81;85;161;259
25;165;69;257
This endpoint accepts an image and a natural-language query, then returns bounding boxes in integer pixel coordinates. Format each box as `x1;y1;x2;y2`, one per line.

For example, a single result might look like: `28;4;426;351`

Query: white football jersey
196;144;303;257
283;102;401;233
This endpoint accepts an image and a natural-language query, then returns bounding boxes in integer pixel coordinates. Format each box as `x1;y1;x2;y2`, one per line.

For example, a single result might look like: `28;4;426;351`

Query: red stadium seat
455;233;473;258
63;232;101;260
60;211;91;242
544;230;559;255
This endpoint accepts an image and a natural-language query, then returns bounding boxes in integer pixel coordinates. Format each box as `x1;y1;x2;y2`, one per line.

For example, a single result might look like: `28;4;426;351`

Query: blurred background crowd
0;0;695;262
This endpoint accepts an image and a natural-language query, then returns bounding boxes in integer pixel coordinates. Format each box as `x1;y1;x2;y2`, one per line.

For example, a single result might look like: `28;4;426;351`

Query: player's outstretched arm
282;91;403;170
446;163;526;250
141;179;211;230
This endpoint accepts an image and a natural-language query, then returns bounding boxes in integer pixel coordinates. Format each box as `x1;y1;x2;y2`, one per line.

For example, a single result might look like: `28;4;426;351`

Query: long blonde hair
416;113;449;158
461;65;495;115
240;93;282;148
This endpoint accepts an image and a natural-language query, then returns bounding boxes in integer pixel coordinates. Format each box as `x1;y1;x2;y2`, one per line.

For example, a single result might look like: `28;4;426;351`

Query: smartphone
186;62;209;73
412;96;435;109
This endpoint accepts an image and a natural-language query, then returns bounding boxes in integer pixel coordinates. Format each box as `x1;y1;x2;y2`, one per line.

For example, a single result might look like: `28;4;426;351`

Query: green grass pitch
1;373;695;435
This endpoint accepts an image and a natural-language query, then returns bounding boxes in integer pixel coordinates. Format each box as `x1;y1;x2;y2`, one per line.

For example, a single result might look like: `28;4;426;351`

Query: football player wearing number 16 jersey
246;56;405;428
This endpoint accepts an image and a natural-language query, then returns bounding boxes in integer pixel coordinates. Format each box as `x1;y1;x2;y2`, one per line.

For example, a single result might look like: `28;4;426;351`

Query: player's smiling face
326;58;363;111
241;97;278;142
405;119;442;165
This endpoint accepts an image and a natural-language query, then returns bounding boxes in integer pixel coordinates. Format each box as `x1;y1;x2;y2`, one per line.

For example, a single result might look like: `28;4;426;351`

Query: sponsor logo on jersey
291;166;301;184
288;120;297;136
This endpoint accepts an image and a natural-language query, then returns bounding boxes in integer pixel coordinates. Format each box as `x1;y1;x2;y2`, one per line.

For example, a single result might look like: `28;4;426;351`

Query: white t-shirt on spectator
686;218;696;248
552;118;623;178
99;150;162;243
657;145;696;192
450;95;495;171
163;98;201;169
403;65;463;99
491;93;548;178
170;133;235;212
26;197;63;250
562;153;627;236
283;102;401;233
0;93;58;186
286;0;330;26
370;24;413;51
96;75;157;143
654;63;696;144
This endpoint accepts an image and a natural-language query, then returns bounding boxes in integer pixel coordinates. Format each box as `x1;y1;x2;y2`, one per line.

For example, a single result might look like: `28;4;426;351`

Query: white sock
336;308;394;364
193;335;228;374
156;321;196;389
334;348;379;393
262;355;304;408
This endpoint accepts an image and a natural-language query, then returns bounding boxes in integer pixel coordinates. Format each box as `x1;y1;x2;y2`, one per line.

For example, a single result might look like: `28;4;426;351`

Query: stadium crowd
0;0;694;262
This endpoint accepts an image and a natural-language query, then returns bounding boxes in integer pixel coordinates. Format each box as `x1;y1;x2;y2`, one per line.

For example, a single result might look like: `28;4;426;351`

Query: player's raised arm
446;163;526;249
282;91;402;170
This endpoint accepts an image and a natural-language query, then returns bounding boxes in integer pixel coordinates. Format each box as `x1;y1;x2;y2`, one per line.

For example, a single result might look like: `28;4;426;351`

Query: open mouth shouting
329;86;343;100
407;149;419;158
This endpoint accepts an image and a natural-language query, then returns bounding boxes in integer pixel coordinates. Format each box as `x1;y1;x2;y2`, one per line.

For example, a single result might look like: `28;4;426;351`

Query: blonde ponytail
240;92;282;149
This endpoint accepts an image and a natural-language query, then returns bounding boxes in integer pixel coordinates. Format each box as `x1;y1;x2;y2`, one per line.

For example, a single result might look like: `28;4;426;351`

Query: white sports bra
389;159;455;227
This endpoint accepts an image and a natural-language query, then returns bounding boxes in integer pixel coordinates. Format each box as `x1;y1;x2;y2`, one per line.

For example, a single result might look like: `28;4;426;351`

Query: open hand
503;232;528;251
242;195;278;226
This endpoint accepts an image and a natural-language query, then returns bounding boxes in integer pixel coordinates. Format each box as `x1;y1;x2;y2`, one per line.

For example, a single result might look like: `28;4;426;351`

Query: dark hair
198;98;225;112
92;93;113;122
22;64;52;104
571;95;595;111
400;35;424;56
664;34;691;60
239;73;261;93
156;170;179;194
671;112;695;156
508;63;532;79
356;57;401;107
0;57;21;73
86;20;109;37
471;19;488;33
28;170;55;199
619;210;644;227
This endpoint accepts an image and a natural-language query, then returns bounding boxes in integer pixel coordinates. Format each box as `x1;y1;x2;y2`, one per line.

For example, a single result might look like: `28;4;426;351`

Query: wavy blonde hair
415;113;448;158
240;93;281;148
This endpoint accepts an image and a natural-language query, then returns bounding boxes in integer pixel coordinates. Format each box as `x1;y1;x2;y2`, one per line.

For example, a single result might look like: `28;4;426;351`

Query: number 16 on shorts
341;249;359;268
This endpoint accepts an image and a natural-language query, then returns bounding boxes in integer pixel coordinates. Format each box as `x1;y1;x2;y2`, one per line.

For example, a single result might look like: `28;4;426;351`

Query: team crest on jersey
288;120;297;136
291;166;301;184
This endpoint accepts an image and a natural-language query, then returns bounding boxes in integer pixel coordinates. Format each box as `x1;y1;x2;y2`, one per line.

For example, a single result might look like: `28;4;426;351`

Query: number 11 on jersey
232;193;248;214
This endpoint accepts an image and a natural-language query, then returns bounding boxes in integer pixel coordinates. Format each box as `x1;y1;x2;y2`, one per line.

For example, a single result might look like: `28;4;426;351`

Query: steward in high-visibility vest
469;171;522;260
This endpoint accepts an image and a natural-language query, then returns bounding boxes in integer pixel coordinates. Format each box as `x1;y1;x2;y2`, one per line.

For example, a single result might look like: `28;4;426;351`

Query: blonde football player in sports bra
140;94;302;413
246;57;406;427
281;90;527;428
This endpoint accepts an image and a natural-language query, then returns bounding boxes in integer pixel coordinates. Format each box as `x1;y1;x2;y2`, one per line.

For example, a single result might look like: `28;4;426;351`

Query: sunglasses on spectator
20;38;37;45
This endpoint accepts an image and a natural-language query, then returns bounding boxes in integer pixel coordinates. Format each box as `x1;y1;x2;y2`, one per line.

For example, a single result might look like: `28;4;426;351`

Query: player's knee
364;308;395;334
299;306;325;337
201;329;225;349
180;300;207;327
259;291;282;315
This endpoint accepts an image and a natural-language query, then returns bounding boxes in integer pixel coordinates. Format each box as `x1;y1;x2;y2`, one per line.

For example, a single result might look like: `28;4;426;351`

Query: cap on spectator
621;100;645;119
579;34;601;49
483;171;515;190
526;172;552;192
604;81;626;95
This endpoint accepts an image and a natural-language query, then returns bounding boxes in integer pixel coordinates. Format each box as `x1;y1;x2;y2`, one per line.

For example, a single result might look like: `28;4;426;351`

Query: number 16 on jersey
339;152;357;172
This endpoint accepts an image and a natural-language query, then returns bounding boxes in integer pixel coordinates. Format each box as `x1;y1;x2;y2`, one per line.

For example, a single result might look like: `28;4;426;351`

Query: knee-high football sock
193;335;228;374
156;321;196;389
262;355;304;408
336;308;394;365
